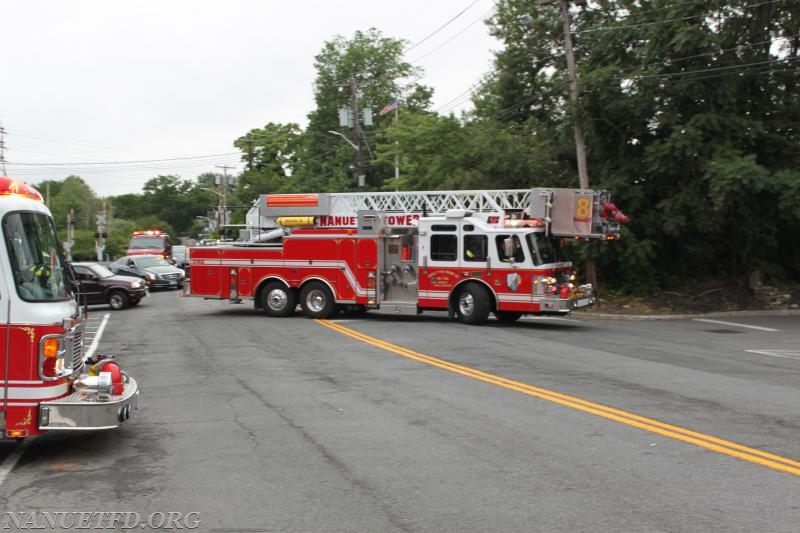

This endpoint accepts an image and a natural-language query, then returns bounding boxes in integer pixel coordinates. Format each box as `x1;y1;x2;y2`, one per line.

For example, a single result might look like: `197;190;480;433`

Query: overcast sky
0;0;501;197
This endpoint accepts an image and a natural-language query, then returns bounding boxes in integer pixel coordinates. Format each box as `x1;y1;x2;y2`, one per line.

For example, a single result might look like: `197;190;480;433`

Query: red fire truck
188;188;628;325
0;176;139;439
126;229;172;259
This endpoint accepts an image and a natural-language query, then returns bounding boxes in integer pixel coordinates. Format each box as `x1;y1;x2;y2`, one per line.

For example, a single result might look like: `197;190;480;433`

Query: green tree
578;0;800;283
140;175;197;236
481;0;800;287
233;123;303;203
36;176;98;232
294;28;432;191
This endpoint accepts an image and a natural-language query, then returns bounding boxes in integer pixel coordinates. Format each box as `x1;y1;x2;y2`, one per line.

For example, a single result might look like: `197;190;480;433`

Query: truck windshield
4;212;72;301
128;237;166;249
525;233;567;266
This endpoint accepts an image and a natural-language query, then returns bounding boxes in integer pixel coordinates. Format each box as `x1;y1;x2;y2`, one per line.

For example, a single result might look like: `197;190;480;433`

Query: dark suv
71;262;148;310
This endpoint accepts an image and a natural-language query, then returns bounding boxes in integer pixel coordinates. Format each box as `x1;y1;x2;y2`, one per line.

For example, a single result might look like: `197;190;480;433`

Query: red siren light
0;177;44;202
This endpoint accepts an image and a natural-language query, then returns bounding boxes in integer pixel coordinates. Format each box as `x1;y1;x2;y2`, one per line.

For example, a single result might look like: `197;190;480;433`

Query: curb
573;308;800;321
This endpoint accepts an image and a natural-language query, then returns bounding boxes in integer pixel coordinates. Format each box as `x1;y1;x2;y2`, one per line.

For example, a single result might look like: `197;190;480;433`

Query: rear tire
299;281;335;319
455;284;491;325
262;281;297;317
108;290;129;310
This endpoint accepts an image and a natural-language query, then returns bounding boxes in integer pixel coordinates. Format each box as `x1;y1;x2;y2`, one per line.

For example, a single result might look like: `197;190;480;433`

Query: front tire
262;281;297;317
108;290;130;310
455;284;491;325
494;311;523;323
299;281;335;319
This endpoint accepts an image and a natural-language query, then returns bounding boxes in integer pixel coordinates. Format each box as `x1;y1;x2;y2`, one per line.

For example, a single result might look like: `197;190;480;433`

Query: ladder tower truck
187;188;628;325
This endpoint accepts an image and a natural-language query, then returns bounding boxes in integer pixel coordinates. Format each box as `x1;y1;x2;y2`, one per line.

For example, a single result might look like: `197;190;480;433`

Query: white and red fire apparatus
0;176;139;439
126;229;173;259
188;188;628;325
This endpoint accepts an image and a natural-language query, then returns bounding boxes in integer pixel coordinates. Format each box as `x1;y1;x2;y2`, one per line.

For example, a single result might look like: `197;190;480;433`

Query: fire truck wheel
108;290;130;310
262;281;297;317
299;281;335;319
455;284;491;325
493;311;523;323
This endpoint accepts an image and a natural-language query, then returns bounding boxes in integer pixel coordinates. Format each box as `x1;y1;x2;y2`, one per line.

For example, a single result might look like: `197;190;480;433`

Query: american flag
378;98;398;116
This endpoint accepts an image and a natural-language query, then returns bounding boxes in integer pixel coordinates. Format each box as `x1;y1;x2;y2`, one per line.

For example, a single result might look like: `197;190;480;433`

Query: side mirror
503;238;515;261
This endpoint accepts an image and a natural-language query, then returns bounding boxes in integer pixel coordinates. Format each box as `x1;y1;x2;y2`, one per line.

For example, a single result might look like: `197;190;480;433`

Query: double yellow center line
317;319;800;477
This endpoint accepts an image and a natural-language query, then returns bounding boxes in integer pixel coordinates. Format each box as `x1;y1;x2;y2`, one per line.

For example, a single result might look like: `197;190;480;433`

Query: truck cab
0;176;139;438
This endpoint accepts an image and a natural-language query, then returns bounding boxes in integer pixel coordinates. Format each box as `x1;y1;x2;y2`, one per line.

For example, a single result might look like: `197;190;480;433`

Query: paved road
1;292;799;532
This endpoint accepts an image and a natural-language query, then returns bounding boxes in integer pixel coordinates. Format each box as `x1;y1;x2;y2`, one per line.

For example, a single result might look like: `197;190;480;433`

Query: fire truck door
357;238;378;304
0;267;9;419
336;238;357;301
190;249;223;297
381;232;418;304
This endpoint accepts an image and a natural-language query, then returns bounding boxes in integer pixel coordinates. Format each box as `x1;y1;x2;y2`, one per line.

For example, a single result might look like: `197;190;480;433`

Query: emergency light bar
265;194;320;208
0;176;44;202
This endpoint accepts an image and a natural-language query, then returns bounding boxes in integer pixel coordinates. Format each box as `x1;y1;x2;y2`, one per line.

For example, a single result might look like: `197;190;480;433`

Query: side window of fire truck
463;234;487;262
430;234;457;262
495;235;524;263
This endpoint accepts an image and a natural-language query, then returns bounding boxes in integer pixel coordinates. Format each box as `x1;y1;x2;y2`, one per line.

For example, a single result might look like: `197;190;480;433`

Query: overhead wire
403;0;483;55
13;1;493;185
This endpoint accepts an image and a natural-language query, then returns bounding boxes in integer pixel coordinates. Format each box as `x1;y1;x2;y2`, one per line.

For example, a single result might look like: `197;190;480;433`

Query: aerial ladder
242;188;627;242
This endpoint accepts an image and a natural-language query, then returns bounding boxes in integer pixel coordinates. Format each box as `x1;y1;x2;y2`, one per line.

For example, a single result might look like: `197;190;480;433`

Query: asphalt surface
1;291;798;532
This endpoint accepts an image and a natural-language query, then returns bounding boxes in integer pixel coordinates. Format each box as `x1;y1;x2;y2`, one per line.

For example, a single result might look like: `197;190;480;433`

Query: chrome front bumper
39;377;139;431
539;295;596;314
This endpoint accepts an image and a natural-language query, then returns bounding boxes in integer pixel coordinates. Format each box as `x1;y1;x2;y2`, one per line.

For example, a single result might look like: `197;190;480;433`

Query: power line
9;152;239;166
410;8;495;64
610;34;798;75
404;0;482;54
614;56;798;81
332;0;491;87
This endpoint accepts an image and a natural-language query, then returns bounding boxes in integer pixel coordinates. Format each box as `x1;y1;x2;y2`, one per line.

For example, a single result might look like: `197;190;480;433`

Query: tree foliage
27;6;799;288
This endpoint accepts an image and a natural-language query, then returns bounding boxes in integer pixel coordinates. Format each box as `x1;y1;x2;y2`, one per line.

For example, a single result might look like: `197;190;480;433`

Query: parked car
172;245;190;273
71;262;148;310
109;261;156;288
110;255;186;290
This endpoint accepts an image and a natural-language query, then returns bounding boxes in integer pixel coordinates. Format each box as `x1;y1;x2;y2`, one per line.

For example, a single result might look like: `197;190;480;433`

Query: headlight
131;280;143;289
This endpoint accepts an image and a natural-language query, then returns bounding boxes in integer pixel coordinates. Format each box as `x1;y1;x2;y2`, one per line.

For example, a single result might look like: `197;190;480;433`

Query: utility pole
95;201;108;262
215;165;235;239
536;0;595;287
242;136;256;171
336;77;368;188
0;123;7;176
65;209;75;261
349;78;366;188
537;0;589;189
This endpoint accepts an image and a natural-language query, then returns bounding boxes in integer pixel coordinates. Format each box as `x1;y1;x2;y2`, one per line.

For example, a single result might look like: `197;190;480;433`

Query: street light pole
328;129;365;187
327;130;358;151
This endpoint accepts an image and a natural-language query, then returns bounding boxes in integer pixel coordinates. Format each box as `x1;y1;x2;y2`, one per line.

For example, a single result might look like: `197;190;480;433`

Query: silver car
111;255;185;290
